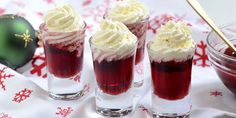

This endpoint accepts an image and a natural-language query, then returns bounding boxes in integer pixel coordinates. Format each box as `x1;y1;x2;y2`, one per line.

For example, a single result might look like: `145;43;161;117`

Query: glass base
152;95;191;118
95;88;133;109
153;112;190;118
49;91;83;100
96;106;132;117
47;72;84;100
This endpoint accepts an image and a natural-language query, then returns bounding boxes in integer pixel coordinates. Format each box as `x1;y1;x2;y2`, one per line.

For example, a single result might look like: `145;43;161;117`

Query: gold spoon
187;0;236;53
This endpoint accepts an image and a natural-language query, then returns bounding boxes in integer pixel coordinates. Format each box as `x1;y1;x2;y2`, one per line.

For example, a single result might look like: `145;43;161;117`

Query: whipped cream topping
148;21;195;62
41;5;86;57
44;4;84;32
91;20;137;62
107;0;149;24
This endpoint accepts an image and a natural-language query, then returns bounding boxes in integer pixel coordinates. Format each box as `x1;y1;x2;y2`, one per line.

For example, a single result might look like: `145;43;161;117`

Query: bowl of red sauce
207;23;236;95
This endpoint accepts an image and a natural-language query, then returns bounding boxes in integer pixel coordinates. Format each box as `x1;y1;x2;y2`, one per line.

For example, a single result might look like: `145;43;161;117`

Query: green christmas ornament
0;14;38;69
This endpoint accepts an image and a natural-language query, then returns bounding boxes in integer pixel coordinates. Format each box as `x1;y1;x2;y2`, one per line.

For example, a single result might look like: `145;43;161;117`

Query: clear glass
207;23;236;95
125;18;149;87
40;23;86;100
90;37;138;117
147;44;193;117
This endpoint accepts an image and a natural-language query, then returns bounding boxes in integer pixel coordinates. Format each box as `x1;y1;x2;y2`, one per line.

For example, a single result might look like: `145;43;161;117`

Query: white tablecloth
0;0;236;118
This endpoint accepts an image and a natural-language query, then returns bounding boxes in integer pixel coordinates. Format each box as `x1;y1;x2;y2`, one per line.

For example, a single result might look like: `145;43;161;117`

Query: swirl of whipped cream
91;20;137;62
44;4;84;32
107;0;149;24
148;21;195;62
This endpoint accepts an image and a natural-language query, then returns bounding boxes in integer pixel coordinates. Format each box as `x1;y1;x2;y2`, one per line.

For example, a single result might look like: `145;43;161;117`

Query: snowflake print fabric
12;88;33;103
0;113;11;118
210;90;223;97
0;0;235;118
30;53;47;79
0;67;14;91
55;107;73;117
193;41;210;67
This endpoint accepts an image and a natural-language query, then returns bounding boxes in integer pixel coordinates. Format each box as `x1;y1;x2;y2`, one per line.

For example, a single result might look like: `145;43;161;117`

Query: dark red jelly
93;55;135;95
44;41;83;78
151;59;193;100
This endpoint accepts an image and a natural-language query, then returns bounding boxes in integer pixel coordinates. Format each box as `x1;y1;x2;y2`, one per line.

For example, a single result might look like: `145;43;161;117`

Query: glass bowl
207;23;236;95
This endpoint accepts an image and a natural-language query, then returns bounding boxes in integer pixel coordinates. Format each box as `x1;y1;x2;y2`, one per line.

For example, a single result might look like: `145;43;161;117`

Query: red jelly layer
44;41;83;78
93;56;135;95
151;59;192;100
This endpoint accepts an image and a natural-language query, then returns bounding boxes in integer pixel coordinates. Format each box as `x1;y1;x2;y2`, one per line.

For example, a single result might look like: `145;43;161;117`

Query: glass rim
39;21;87;33
207;22;236;61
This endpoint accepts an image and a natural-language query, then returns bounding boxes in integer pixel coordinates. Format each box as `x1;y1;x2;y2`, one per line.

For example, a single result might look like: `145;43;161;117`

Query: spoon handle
187;0;236;52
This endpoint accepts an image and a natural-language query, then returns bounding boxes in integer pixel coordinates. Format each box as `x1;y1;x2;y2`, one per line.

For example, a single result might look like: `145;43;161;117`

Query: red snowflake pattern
56;107;73;118
193;41;210;67
36;12;44;19
174;13;187;21
12;1;25;8
0;67;14;91
210;90;223;97
138;105;149;113
0;113;11;118
30;53;47;79
82;84;90;95
175;13;192;26
82;0;92;6
0;8;5;15
202;31;210;34
135;63;143;75
197;18;206;25
69;74;80;83
86;24;94;33
12;88;33;103
44;0;54;4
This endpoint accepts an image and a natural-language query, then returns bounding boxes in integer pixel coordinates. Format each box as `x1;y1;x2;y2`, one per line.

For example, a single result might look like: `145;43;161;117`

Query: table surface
0;0;236;118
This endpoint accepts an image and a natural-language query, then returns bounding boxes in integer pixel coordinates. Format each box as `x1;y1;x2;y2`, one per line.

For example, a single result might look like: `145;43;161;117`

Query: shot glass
90;37;138;117
40;23;86;100
126;18;149;87
147;44;194;117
